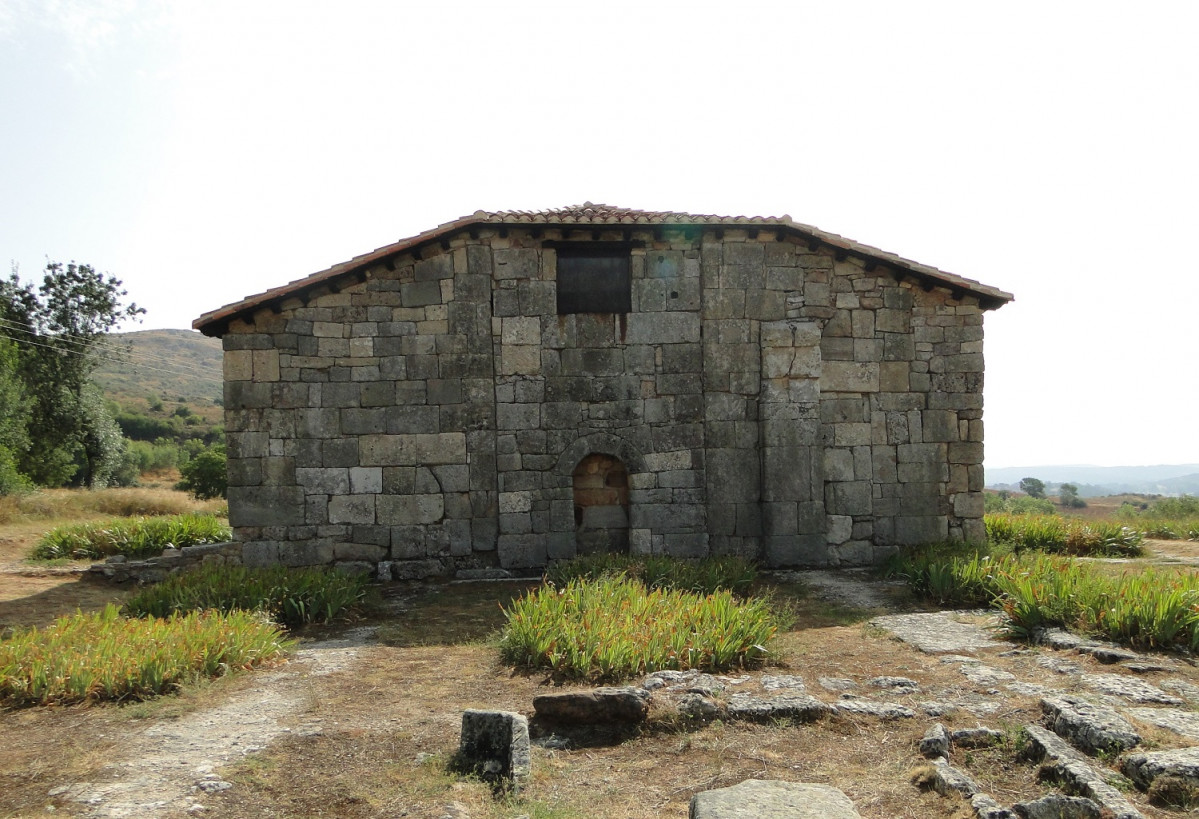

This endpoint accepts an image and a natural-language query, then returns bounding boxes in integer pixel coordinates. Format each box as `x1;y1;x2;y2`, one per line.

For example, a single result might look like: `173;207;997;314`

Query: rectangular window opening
555;245;632;314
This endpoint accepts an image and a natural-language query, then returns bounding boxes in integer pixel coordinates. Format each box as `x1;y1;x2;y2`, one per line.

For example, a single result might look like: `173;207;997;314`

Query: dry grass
0;486;223;527
0;524;1192;817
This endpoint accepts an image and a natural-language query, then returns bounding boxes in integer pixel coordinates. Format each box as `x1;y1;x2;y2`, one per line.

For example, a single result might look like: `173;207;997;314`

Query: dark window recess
556;247;631;314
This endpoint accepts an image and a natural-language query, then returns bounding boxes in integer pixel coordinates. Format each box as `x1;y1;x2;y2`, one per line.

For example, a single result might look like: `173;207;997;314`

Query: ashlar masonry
195;204;1012;577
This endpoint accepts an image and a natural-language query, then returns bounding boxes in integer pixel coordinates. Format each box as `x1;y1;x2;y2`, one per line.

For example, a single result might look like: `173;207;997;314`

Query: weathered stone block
458;710;530;781
689;780;861;818
229;487;306;527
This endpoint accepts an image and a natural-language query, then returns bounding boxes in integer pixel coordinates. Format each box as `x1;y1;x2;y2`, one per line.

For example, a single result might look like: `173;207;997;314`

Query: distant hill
986;464;1199;497
92;329;222;420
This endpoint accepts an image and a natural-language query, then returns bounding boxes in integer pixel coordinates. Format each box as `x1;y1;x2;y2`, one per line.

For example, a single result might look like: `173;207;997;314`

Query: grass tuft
545;553;758;596
30;512;231;560
499;575;781;682
0;604;293;706
891;547;1199;651
984;514;1143;556
122;563;370;628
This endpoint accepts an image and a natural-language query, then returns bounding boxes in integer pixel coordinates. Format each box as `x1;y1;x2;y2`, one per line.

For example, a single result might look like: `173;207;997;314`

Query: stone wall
221;225;985;577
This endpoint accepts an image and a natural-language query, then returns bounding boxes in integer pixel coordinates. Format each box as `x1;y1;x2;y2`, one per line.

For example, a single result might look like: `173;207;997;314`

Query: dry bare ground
2;523;1198;817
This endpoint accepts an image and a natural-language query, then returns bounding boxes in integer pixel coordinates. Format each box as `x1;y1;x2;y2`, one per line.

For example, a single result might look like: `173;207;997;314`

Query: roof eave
194;213;1012;336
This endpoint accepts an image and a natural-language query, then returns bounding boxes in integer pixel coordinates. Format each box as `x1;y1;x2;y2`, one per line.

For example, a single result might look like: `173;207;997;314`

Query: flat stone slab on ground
726;693;832;723
931;758;979;797
833;699;915;719
1126;707;1199;740
689;779;861;818
1081;674;1185;705
1122;746;1199;790
1041;695;1141;754
1022;725;1143;819
1036;656;1083;674
870;612;1002;654
1011;793;1103;818
960;664;1016;687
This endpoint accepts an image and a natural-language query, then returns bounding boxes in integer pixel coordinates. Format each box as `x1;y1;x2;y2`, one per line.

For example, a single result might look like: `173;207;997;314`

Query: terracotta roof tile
194;204;1012;333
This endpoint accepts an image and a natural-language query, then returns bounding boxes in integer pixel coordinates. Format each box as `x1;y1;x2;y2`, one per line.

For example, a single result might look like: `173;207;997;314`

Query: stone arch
549;432;647;558
553;432;648;479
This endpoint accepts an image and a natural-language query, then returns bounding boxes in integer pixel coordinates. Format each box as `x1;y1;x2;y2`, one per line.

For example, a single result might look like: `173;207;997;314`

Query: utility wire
0;317;220;381
0;329;222;385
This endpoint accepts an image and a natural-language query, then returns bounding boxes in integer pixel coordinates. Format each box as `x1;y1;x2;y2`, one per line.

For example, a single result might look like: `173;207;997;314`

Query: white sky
2;0;1196;470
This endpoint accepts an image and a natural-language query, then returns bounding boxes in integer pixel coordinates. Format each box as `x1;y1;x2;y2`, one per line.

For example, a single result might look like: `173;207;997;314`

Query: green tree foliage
0;261;144;488
1058;482;1087;509
1019;477;1046;499
0;337;31;494
176;445;227;500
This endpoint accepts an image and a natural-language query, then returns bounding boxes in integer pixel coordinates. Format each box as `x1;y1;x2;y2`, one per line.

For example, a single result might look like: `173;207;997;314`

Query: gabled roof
194;203;1013;335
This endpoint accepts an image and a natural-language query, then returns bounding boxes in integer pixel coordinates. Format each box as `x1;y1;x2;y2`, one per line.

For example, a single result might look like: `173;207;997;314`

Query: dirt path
54;629;370;818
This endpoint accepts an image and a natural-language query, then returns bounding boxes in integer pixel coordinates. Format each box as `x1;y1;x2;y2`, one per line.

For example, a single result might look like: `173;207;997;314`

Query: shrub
545;553;758;596
499;575;779;681
122;564;369;627
176;445;227;500
0;604;293;706
31;512;231;560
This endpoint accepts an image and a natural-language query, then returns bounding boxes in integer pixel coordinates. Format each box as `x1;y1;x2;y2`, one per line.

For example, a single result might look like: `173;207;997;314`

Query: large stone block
690;779;861;818
458;710;530;781
360;433;467;466
229;486;306;527
821;361;879;392
328;494;376;524
626;311;701;344
378;494;444;525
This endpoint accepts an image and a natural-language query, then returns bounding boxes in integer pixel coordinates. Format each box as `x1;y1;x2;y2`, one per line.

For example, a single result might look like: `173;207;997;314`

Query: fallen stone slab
1041;695;1141;755
1081;674;1184;705
1077;645;1141;664
931;757;979;798
1161;678;1199;703
818;676;857;692
972;793;1016;818
532;687;650;724
1012;793;1103;818
867;675;919;692
643;670;725;695
833;699;915;719
689;779;861;818
458;710;530;782
920;723;949;758
677;693;724;721
761;675;806;691
1006;682;1055;698
1021;725;1142;819
871;612;1002;654
1034;627;1089;650
1036;655;1083;674
1122;661;1175;674
960;664;1016;687
1122;746;1199;790
726;693;832;724
1126;707;1199;741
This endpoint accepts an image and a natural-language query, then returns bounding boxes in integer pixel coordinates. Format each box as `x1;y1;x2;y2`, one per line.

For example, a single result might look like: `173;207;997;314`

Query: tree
1019;477;1046;499
176;445;227;500
1059;483;1087;509
0;261;144;487
0;337;31;494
